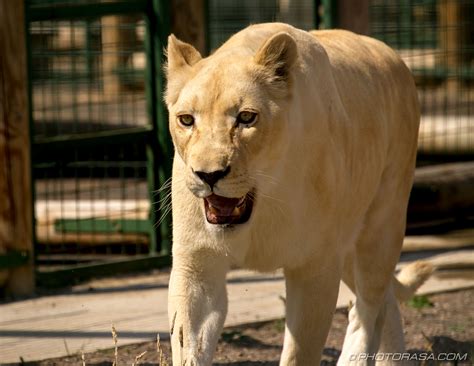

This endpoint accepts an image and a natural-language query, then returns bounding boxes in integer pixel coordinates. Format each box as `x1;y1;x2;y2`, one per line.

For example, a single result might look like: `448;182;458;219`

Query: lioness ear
166;34;202;72
254;32;297;81
165;35;202;106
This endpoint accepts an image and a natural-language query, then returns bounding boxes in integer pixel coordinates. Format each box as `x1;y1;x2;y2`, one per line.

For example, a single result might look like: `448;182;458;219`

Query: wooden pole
171;0;206;55
0;0;35;296
337;0;370;35
438;0;461;92
102;15;138;97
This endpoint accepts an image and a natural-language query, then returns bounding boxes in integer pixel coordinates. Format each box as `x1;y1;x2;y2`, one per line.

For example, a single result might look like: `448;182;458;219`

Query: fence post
337;0;369;35
151;0;172;255
321;0;337;29
0;0;35;296
102;15;138;97
437;0;461;92
171;0;207;55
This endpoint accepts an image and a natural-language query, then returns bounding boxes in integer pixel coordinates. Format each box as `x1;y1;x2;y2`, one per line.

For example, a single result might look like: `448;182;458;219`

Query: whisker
258;192;286;206
152;176;186;196
154;197;172;213
152;176;173;194
253;189;290;221
250;170;281;189
254;170;280;186
152;191;173;206
155;201;173;228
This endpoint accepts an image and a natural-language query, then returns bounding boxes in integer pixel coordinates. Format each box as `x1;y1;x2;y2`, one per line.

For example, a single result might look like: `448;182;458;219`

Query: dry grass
131;351;147;366
112;325;118;366
156;334;169;366
78;325;170;366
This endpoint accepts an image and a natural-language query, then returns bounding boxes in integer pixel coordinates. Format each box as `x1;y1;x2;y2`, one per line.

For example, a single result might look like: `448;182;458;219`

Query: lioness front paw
182;356;199;366
171;316;209;366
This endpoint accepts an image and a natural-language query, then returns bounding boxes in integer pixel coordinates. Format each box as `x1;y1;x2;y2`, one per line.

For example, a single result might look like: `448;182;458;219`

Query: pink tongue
206;194;240;216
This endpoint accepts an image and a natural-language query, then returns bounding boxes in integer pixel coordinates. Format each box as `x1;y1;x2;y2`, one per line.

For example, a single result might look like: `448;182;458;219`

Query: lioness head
165;31;297;227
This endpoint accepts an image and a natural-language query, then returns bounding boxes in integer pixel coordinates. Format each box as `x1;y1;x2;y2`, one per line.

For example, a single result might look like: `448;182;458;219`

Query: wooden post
437;0;461;92
101;15;138;97
0;0;35;296
278;0;317;32
171;0;206;55
337;0;370;35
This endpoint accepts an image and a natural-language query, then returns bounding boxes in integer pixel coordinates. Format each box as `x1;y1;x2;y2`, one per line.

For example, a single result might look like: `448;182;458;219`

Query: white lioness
165;23;432;365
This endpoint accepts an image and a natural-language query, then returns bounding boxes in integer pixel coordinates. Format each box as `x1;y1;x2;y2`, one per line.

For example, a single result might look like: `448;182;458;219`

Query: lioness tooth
232;206;241;216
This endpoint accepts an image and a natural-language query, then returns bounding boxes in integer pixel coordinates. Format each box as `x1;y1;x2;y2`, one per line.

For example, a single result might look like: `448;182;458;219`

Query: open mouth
204;191;254;225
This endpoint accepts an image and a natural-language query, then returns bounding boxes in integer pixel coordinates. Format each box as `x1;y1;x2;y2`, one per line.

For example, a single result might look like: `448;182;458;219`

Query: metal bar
64;161;147;168
203;0;210;54
26;0;149;22
84;20;94;80
314;0;322;29
144;11;159;255
321;0;337;29
399;0;412;49
0;251;30;270
152;0;172;256
33;126;153;151
36;254;171;288
54;218;151;234
417;149;474;159
30;67;144;79
412;67;474;80
24;1;38;278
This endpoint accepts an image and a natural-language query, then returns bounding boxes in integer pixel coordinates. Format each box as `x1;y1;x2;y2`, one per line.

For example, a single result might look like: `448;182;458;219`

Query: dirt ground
29;288;473;366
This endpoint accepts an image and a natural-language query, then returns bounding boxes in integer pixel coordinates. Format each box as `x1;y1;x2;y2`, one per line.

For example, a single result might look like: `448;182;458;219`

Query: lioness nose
195;167;230;189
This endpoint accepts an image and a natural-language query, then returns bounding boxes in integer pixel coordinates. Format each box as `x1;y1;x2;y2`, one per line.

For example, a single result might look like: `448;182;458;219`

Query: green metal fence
25;0;172;287
370;0;474;158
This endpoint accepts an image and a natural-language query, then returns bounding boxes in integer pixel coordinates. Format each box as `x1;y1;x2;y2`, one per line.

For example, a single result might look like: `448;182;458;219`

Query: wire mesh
370;0;474;157
27;6;157;272
207;0;316;51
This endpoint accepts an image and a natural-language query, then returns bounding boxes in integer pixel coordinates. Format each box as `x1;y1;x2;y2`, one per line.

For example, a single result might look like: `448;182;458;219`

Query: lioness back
167;22;420;271
309;29;420;196
311;29;420;159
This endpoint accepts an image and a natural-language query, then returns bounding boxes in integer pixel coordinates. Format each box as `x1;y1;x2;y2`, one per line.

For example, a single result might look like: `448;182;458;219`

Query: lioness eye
237;111;257;126
178;114;194;127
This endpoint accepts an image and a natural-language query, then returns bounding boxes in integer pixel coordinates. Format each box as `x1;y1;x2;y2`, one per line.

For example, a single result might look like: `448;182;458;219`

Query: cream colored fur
165;23;431;365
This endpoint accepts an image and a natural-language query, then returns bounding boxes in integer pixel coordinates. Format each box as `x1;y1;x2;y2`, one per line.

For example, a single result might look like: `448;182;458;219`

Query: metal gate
25;0;172;287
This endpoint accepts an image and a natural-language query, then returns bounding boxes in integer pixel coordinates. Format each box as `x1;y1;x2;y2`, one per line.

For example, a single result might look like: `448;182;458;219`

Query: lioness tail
393;261;434;302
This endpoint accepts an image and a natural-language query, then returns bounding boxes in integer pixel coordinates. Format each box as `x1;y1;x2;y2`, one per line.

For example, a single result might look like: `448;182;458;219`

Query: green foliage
221;330;245;343
448;323;466;332
408;295;434;309
273;318;286;333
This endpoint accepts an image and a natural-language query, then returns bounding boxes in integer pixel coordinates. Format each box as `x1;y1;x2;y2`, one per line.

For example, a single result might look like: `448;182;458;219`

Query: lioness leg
342;256;405;359
378;288;405;355
280;259;342;366
168;252;228;366
339;185;408;365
